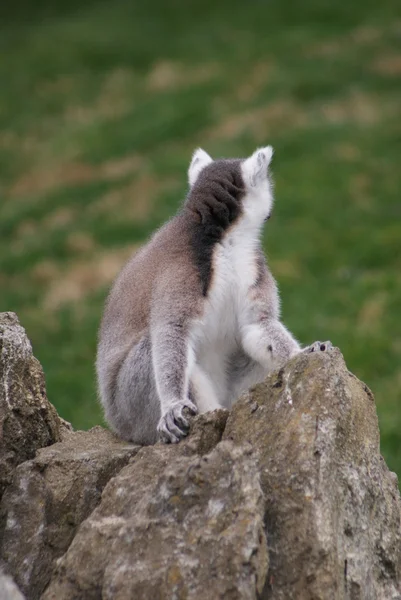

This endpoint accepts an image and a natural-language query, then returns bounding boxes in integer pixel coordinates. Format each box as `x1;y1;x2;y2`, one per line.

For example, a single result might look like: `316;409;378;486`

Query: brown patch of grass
0;130;19;151
37;75;77;97
9;163;95;198
101;154;145;179
31;260;60;283
13;208;76;248
64;68;134;126
147;60;219;92
43;207;76;230
66;232;97;254
42;245;139;310
89;174;178;222
8;153;144;199
206;100;307;142
3;69;139;199
349;173;372;209
0;132;46;186
332;143;361;162
15;220;38;239
357;293;387;332
306;39;344;58
236;61;273;103
307;24;384;58
319;91;387;125
350;25;382;45
371;54;401;77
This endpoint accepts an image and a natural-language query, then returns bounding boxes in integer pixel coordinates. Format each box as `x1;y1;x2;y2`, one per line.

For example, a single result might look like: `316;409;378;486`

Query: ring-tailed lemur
96;146;332;444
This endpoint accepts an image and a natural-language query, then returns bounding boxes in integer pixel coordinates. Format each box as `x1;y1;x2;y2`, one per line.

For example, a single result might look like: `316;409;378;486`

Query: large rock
223;349;401;599
0;428;139;599
0;313;63;501
42;412;268;600
1;313;400;600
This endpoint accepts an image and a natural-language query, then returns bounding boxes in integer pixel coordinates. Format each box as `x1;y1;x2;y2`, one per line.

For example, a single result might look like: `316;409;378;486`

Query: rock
223;348;401;599
0;568;25;600
42;413;268;600
0;428;139;600
1;313;400;600
0;313;63;501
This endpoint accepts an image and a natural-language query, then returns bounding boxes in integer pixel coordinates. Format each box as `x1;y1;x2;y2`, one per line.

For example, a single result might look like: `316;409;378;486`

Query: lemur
96;146;332;444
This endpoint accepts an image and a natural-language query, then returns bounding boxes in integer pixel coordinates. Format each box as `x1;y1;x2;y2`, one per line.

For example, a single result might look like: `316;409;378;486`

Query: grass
1;0;400;474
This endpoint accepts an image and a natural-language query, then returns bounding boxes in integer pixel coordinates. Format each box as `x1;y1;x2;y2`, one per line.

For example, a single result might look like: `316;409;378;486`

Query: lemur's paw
304;340;333;353
157;399;198;444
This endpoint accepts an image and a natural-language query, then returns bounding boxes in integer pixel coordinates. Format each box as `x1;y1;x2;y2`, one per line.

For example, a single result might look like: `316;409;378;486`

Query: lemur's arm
241;259;331;369
241;318;300;370
240;258;299;369
150;269;199;443
151;318;197;443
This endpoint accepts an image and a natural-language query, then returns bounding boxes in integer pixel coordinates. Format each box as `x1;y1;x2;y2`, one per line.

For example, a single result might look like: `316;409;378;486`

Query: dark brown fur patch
183;160;245;296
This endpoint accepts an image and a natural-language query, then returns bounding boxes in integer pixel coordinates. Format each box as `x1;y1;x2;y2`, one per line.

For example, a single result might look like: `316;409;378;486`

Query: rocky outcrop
0;313;64;502
0;313;400;600
223;349;401;599
43;439;267;600
0;428;140;599
42;409;267;600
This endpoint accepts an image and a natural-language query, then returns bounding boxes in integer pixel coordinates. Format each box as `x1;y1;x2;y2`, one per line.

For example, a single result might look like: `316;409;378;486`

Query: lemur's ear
188;148;213;187
242;146;273;187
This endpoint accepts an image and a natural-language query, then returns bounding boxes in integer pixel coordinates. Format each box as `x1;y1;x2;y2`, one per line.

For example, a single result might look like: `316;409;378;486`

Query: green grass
1;0;400;475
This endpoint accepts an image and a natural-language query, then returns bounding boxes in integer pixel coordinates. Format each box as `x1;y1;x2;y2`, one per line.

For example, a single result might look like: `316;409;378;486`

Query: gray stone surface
224;348;401;599
0;428;139;599
42;413;267;600
0;313;63;502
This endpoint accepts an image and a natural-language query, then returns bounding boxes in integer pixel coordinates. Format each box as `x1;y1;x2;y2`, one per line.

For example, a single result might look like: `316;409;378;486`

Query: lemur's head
187;146;274;226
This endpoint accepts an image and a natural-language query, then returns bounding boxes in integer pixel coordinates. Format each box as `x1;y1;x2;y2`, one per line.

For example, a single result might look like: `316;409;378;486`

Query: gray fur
97;215;203;445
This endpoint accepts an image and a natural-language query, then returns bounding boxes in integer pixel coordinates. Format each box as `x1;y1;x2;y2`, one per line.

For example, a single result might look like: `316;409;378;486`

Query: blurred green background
1;1;400;474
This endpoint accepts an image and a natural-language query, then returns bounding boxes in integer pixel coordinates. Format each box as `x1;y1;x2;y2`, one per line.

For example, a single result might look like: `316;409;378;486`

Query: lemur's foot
158;399;198;444
304;340;333;353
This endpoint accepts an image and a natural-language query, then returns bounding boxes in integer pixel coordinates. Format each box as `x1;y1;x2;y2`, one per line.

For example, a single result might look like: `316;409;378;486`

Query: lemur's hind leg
111;336;161;445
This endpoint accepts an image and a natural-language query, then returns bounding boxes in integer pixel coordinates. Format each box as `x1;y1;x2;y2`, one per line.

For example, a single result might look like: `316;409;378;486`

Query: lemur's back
97;215;198;405
99;216;188;348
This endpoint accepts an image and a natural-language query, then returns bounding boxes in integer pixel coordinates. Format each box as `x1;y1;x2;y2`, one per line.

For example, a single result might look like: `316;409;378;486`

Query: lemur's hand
304;341;333;353
157;399;198;444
